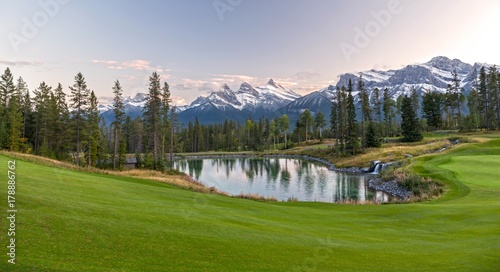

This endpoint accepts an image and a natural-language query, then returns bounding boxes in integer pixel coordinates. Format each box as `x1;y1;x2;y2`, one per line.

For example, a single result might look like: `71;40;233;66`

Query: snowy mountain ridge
99;56;496;125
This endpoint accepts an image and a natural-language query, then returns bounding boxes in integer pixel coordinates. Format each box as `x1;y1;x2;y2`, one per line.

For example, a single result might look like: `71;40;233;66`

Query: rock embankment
368;178;412;199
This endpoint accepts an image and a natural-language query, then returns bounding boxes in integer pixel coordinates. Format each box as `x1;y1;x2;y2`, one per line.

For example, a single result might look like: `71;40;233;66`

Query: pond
174;157;391;203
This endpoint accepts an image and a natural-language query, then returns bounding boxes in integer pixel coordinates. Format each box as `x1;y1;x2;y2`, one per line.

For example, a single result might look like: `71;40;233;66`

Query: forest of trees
0;66;499;170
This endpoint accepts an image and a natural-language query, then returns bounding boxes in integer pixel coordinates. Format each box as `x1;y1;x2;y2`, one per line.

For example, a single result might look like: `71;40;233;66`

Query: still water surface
174;157;390;203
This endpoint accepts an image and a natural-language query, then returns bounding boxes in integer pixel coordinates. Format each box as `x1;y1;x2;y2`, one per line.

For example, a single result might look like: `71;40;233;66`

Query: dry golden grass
336;139;454;167
236;193;277;202
0;151;213;194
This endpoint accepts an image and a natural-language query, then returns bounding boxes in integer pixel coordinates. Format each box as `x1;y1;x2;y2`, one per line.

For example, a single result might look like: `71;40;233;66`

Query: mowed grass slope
1;138;499;271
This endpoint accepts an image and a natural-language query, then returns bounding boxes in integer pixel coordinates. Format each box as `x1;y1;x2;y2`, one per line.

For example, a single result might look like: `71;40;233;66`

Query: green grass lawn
1;137;499;271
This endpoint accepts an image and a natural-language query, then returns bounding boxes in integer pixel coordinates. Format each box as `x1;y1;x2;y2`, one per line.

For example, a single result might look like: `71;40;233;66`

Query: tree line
0;66;498;170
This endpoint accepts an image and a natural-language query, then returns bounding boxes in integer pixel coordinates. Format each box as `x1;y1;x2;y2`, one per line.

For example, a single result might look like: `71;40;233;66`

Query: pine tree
53;83;71;159
337;86;348;153
16;77;31;142
0;67;16;111
359;74;370;150
86;91;100;167
314;111;326;139
5;92;23;151
330;93;338;140
383;88;394;137
401;95;423;142
451;70;462;122
0;68;16;149
346;79;359;154
411;87;419;116
143;72;163;169
487;66;499;128
33;82;52;155
372;87;382;129
465;88;480;131
69;73;90;165
112;80;125;169
21;90;34;148
478;66;489;129
365;121;380;148
422;91;443;131
169;106;179;164
161;82;171;165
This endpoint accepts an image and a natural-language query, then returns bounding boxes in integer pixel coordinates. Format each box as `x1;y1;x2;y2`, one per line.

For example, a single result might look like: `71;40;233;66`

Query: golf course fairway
1;138;499;271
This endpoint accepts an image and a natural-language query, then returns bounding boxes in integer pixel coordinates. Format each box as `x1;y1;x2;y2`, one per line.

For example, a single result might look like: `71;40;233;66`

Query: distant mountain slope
99;56;495;126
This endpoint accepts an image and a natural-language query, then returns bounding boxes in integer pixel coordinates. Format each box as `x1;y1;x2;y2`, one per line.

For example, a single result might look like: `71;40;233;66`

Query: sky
1;0;499;105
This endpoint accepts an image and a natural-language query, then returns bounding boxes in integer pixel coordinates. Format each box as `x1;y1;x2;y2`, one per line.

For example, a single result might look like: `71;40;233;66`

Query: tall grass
381;164;444;201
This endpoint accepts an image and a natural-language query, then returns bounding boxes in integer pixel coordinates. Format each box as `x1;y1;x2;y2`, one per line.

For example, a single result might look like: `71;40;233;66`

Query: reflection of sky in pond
174;158;391;203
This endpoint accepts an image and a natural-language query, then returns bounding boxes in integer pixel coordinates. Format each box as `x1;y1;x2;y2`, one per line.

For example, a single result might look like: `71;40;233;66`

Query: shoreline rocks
368;178;412;199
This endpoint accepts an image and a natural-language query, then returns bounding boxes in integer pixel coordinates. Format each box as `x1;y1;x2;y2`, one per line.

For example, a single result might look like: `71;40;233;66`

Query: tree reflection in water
173;157;392;203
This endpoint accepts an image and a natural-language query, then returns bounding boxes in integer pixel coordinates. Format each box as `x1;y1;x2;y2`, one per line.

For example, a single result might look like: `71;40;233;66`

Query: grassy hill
1;136;499;271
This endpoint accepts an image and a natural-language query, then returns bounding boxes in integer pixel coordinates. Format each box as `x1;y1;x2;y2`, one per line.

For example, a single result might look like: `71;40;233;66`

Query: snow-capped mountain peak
98;56;496;126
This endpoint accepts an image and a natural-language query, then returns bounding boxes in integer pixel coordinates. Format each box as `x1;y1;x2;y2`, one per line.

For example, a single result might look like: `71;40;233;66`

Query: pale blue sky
1;0;499;105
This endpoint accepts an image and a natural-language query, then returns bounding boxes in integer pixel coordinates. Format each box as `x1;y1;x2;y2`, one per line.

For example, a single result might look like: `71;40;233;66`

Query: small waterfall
368;161;395;174
372;163;382;174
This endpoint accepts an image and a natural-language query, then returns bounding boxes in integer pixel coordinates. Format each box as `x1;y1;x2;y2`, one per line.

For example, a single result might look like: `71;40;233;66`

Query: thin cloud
291;71;321;81
92;59;170;73
171;96;187;106
0;60;43;67
178;78;216;93
211;74;258;84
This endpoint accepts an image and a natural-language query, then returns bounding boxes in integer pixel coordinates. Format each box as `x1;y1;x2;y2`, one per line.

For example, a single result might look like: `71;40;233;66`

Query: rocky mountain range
99;56;494;125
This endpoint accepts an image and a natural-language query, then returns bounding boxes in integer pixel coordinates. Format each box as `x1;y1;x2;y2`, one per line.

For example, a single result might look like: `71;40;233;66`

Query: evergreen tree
411;87;419;116
143;72;163;169
33;82;52;155
365;121;380;148
169;106;179;164
161;82;171;164
5;92;23;151
69;73;91;165
314;111;326;139
451;70;462;122
337;86;348;153
478;66;489;129
21;90;34;149
487;66;499;128
421;91;443;130
0;68;16;149
0;67;16;111
86;91;100;167
359;74;370;149
330;94;338;141
372;87;382;129
112;80;125;169
465;87;480;131
382;88;394;137
346;79;359;154
401;95;423;142
53;83;71;159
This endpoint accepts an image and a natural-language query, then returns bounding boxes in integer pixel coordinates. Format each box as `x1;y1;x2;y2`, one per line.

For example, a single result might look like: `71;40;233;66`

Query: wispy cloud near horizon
92;59;169;74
